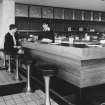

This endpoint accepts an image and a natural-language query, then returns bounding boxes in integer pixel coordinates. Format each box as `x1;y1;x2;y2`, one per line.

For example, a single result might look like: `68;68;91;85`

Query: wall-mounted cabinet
42;7;53;19
15;4;28;17
29;5;41;18
93;11;99;21
54;23;65;32
84;11;91;21
29;19;42;30
64;9;73;20
15;3;105;22
54;8;64;19
74;10;82;20
101;12;105;22
15;17;29;30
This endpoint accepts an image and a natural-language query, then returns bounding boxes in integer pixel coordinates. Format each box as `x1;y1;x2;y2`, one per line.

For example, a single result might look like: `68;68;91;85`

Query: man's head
42;23;50;31
9;24;17;34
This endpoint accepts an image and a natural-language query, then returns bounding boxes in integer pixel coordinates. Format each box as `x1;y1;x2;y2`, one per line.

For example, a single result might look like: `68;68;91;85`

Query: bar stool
101;103;105;105
24;58;33;94
38;63;58;105
0;49;6;69
4;51;11;74
15;48;24;81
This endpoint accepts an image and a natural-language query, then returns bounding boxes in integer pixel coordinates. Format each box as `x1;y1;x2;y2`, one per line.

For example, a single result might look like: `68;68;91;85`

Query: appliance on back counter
19;26;105;48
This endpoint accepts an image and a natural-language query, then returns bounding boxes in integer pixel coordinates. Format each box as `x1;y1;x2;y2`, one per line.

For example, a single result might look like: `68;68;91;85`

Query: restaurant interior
1;0;105;105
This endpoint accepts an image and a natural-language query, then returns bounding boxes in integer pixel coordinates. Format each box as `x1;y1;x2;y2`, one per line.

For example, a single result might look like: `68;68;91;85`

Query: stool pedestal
15;48;24;81
26;64;31;93
3;52;6;67
0;49;6;69
7;55;11;74
15;55;19;81
44;76;51;105
38;63;58;105
101;103;105;105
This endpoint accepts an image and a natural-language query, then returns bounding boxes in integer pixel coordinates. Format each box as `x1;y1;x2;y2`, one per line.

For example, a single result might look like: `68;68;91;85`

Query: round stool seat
37;63;58;105
25;60;33;65
4;51;11;55
38;63;58;76
0;49;4;52
24;58;33;65
17;48;24;55
41;69;57;76
16;52;24;60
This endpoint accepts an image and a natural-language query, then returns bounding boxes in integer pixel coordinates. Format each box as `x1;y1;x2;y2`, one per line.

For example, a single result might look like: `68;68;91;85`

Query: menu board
64;9;73;20
29;6;41;18
74;10;82;20
54;8;64;19
42;7;53;19
101;12;105;21
15;4;28;17
84;11;91;21
93;11;99;21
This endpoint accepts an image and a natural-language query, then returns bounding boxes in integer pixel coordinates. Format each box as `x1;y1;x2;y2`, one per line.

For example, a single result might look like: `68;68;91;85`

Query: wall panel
29;5;41;18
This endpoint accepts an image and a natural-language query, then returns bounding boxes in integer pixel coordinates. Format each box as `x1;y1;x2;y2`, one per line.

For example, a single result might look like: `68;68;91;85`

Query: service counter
22;42;105;88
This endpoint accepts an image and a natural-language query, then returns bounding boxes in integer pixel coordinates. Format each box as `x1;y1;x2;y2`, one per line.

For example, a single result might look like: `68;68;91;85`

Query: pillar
0;0;15;49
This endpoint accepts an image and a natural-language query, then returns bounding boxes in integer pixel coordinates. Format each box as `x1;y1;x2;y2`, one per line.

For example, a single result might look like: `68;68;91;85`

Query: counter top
22;42;105;60
22;42;105;88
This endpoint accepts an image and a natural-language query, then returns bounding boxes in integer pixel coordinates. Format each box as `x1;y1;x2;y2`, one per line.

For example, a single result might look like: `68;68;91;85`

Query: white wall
0;0;3;36
0;0;3;49
0;0;15;49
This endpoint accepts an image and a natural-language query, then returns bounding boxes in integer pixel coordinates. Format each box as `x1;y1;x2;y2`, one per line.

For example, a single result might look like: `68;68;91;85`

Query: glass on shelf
69;36;74;45
75;36;79;40
84;33;90;41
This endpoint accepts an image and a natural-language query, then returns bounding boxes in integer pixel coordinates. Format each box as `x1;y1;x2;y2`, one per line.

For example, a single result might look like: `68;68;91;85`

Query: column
0;0;15;49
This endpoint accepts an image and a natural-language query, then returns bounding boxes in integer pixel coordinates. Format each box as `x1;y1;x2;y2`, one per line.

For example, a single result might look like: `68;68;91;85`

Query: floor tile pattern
0;70;26;86
0;90;58;105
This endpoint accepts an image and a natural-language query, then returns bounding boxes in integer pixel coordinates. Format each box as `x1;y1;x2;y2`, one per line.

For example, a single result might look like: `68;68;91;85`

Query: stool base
7;70;11;74
23;88;32;96
14;77;20;82
0;66;7;70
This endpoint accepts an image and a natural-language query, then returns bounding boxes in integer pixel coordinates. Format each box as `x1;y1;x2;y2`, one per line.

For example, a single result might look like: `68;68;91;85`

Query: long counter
22;42;105;88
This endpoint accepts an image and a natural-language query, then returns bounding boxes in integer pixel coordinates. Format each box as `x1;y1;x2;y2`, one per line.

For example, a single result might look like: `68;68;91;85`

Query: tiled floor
0;90;58;105
0;70;26;86
0;59;58;105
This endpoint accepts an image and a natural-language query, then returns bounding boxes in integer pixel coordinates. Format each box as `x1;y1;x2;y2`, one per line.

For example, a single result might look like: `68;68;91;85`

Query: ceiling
15;0;105;11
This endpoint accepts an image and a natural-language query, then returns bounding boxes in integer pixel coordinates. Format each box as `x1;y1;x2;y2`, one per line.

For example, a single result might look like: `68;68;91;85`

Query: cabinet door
84;11;91;21
15;17;29;30
74;10;82;20
54;23;64;32
64;9;73;20
93;11;99;21
15;4;28;17
29;19;42;31
29;5;41;18
101;12;105;22
42;7;53;19
54;8;64;19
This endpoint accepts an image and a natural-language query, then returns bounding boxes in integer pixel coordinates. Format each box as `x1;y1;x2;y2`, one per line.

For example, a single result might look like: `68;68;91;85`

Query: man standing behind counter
38;23;55;43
